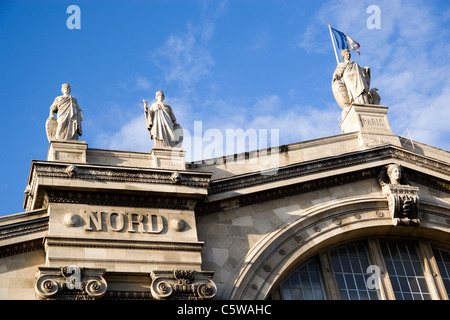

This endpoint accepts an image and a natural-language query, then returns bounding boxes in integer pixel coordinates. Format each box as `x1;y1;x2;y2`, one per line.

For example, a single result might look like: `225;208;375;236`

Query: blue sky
1;0;449;216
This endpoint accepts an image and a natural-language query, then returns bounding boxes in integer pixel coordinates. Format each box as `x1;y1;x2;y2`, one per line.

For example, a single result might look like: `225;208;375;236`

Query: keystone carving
35;266;107;300
378;164;420;226
150;270;216;300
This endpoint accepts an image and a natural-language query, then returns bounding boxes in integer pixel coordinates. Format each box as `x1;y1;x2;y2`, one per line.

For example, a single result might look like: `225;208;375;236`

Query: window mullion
367;239;395;300
319;251;340;300
418;241;449;300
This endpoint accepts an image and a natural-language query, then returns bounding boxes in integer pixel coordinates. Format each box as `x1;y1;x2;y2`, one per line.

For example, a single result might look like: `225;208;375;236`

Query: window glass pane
432;247;450;299
358;290;369;300
330;242;380;300
345;274;356;290
348;290;359;300
280;257;326;300
292;288;302;299
339;289;349;300
330;251;341;272
380;240;430;300
290;272;301;288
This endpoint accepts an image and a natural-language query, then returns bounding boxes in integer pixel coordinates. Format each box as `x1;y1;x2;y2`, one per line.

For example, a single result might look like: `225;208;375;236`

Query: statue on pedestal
332;49;380;111
143;91;183;148
46;83;83;142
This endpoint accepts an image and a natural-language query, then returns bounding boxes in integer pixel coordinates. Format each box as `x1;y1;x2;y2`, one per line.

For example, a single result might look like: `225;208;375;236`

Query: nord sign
84;211;164;234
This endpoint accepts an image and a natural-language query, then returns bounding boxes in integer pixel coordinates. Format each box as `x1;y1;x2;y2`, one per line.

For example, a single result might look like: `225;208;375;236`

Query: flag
330;27;360;55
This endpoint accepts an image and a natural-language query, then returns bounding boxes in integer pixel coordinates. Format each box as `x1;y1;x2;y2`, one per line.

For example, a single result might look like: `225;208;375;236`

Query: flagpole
328;24;340;65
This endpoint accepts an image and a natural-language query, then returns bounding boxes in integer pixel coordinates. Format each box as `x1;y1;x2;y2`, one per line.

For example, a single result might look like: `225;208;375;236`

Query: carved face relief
387;164;402;185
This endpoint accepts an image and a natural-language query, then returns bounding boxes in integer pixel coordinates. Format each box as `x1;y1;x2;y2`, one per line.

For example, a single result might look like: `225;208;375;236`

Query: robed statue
143;91;183;148
332;49;380;111
46;83;83;142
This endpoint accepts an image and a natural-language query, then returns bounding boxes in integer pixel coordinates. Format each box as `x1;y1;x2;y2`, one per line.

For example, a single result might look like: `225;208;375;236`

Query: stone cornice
197;145;450;216
29;161;212;187
0;209;48;242
24;161;213;210
44;236;204;253
207;145;450;196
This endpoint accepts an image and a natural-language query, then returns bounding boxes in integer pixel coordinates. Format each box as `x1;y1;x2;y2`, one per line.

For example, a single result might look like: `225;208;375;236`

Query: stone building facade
0;103;449;300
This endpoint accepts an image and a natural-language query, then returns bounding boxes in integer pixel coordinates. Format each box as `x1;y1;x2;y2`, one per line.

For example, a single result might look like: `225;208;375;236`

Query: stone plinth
151;146;186;170
47;140;87;163
340;104;401;149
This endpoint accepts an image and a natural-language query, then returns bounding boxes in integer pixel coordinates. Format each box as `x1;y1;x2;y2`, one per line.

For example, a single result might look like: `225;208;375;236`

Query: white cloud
152;25;215;89
134;76;151;90
117;75;152;92
103;115;150;152
150;1;227;92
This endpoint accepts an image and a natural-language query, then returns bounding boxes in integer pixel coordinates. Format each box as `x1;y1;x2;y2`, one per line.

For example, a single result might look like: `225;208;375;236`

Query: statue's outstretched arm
143;99;148;111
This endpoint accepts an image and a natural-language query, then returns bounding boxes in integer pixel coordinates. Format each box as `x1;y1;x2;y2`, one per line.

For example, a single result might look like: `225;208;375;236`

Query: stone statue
46;83;83;142
332;49;380;111
143;91;183;148
378;164;420;226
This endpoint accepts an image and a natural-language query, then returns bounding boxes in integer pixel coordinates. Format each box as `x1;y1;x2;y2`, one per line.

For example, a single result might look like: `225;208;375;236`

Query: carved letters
84;211;164;234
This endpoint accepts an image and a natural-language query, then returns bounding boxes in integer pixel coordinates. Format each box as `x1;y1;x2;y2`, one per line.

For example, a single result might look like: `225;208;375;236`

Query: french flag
330;27;361;55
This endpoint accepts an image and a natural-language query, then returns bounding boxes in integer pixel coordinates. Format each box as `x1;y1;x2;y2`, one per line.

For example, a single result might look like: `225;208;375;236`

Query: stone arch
228;195;449;300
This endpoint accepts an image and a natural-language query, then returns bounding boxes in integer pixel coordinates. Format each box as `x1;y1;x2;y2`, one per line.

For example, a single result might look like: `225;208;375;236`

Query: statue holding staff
143;91;183;148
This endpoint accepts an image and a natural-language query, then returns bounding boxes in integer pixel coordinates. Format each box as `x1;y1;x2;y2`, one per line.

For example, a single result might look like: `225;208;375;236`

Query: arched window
271;239;449;300
280;258;326;300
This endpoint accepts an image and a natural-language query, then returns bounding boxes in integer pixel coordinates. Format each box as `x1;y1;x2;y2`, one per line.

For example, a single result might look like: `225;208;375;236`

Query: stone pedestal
47;140;87;163
340;104;401;149
150;146;186;170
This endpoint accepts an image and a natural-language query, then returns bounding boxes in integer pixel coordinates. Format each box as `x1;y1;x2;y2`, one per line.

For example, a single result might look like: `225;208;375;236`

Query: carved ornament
150;270;216;300
379;164;420;226
35;266;107;300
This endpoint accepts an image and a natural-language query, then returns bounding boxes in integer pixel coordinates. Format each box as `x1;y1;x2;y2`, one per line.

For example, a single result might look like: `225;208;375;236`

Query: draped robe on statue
333;61;371;104
50;95;83;140
145;102;182;148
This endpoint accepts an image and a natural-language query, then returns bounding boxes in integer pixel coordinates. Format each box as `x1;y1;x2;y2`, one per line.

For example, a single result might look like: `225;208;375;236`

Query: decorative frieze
35;266;107;300
32;162;209;187
0;239;43;258
46;189;197;210
150;270;217;300
197;168;379;215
